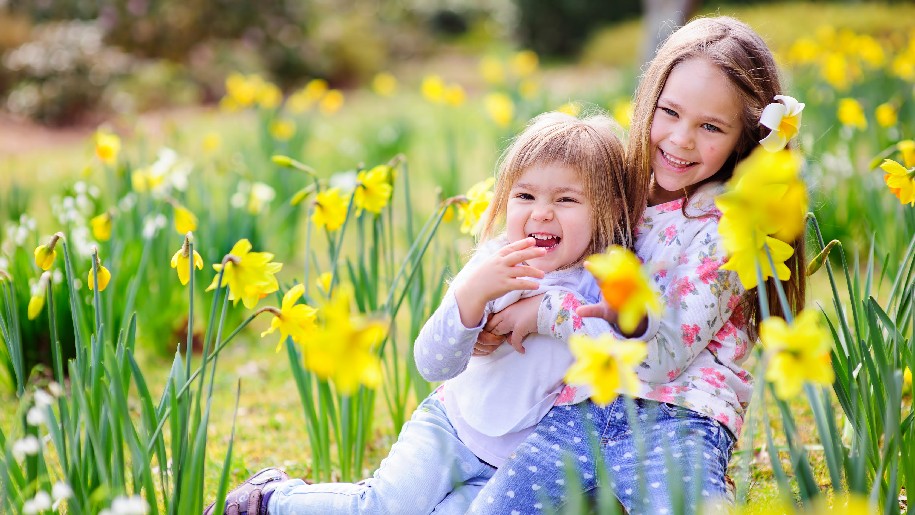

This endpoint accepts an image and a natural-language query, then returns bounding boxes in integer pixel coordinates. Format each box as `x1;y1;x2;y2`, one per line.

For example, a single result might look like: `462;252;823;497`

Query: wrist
454;282;486;328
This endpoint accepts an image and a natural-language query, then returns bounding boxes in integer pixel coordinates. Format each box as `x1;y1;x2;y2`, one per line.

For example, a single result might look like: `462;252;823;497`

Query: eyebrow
512;182;585;195
660;99;736;129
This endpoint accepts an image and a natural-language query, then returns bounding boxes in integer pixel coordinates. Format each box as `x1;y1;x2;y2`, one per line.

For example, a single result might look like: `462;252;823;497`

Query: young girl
466;16;807;515
204;111;636;515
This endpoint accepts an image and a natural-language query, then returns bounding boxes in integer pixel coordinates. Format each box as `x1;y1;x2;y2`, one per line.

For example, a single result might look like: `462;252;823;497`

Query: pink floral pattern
681;323;701;347
554;385;577;405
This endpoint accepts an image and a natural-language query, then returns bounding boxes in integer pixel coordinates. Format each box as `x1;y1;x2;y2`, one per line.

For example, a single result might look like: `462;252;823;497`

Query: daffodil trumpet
34;232;65;271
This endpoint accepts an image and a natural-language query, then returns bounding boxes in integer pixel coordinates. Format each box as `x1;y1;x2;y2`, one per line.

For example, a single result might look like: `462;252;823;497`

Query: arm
413;289;486;382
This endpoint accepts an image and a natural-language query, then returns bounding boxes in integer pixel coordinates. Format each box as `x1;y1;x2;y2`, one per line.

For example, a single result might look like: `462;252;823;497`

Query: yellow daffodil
312;188;348;231
612;99;632;129
760;310;834;399
301;289;385;394
256;82;282;110
484;92;514;128
518;79;539;100
170;244;204;286
372;72;397;97
837;98;867;129
88;262;111;292
809;493;875;515
131;168;166;193
880;140;915;206
821;52;851;91
715;148;806;289
206;239;282;309
319;90;344;115
421;75;446;104
173;205;198;234
456;177;495;235
202;132;221;155
564;333;647;405
875;102;898;128
585;246;662;333
34;242;57;271
786;37;819;66
759;95;805;152
444;84;466;107
261;284;318;351
904;367;912;395
557;102;581;117
224;73;257;109
511;50;539;77
89;212;111;241
270;119;296;141
316;272;333;295
94;130;121;165
479;56;505;85
246;182;276;215
354;165;393;215
28;273;51;320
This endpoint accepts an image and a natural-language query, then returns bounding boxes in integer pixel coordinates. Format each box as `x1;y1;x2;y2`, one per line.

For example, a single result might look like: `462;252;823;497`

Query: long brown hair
628;16;806;337
479;111;633;264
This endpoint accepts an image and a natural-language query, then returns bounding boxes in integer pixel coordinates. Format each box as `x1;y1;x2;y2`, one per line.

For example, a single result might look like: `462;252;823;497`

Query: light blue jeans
267;394;496;515
467;397;735;515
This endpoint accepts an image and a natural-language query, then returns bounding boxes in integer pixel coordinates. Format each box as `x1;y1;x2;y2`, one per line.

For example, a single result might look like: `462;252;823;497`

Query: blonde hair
628;15;805;335
479;111;632;264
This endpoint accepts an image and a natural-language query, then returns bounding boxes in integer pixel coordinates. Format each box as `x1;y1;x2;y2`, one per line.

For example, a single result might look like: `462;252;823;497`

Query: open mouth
660;148;697;169
529;232;561;250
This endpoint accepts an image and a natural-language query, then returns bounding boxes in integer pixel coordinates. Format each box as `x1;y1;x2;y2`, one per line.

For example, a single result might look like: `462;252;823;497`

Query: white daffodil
759;94;805;152
22;491;52;514
26;406;47;427
12;435;40;460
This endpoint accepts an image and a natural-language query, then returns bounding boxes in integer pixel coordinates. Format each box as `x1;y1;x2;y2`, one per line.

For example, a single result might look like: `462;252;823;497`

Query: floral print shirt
537;183;752;437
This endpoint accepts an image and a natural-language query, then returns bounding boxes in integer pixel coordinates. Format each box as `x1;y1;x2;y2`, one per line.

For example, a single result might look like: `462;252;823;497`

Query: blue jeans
267;394;496;515
468;397;735;515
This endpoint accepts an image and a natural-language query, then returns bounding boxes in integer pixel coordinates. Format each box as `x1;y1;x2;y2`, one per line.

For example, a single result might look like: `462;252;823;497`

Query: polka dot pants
467;397;735;515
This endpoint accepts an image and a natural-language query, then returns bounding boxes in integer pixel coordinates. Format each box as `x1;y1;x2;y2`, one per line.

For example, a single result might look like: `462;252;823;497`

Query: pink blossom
700;367;727;389
663;225;677;244
554;385;577;405
657;198;685;213
681;323;701;347
715;322;736;341
667;367;682;381
697;257;719;284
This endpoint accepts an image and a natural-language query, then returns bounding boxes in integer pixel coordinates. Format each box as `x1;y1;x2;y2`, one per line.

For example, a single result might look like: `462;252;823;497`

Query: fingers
576;303;617;324
507;332;526;354
498;237;537;255
473;339;503;356
477;329;504;344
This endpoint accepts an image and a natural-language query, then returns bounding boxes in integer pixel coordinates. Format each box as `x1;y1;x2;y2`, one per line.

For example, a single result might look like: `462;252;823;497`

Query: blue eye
702;123;722;133
515;192;534;200
659;107;677;117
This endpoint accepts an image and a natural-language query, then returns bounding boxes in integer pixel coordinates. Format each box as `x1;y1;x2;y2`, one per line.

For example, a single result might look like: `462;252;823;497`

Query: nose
669;123;695;150
531;203;554;222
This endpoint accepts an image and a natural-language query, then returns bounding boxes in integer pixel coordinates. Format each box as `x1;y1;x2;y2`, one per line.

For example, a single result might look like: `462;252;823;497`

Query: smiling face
505;162;593;273
648;57;744;205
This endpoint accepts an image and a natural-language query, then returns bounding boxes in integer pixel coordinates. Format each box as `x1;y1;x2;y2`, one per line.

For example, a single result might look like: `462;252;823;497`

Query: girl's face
648;57;743;205
506;162;592;273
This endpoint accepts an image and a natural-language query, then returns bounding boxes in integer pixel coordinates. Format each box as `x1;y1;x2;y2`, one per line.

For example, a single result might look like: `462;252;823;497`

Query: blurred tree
513;0;641;57
641;0;700;64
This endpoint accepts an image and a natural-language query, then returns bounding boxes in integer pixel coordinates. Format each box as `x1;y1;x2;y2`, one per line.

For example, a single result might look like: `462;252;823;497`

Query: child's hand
454;238;545;328
472;328;505;356
485;294;543;354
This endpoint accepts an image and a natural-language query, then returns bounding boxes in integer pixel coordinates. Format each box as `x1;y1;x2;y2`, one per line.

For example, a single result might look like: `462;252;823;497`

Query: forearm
413;290;483;382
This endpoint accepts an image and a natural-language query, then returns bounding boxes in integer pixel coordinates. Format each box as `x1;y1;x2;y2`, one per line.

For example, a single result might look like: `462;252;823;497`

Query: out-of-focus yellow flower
564;333;647;405
247;182;276;215
224;72;260;109
287;79;328;114
170;242;203;286
28;273;51;320
484;93;514;128
612;99;632;129
316;272;333;295
479;56;505;85
302;289;385;394
585;246;662;333
759;95;805;152
303;78;328;101
261;284;318;351
88;261;111;292
880;140;915;205
821;52;850;90
207;239;282;309
875;102;897;128
270;118;296;141
173;205;198;234
95;130;121;165
456;177;494;235
131;168;166;193
34;241;58;271
421;75;446;103
319;90;344;115
372;72;397;97
511;50;539;77
891;52;915;81
202;132;221;155
786;37;819;66
904;367;912;395
854;35;885;68
312;188;349;232
518;79;539;100
444;84;466;107
354;165;393;215
557;102;581;117
716;148;806;289
837;98;867;129
90;212;112;242
760;310;834;399
256;82;282;110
